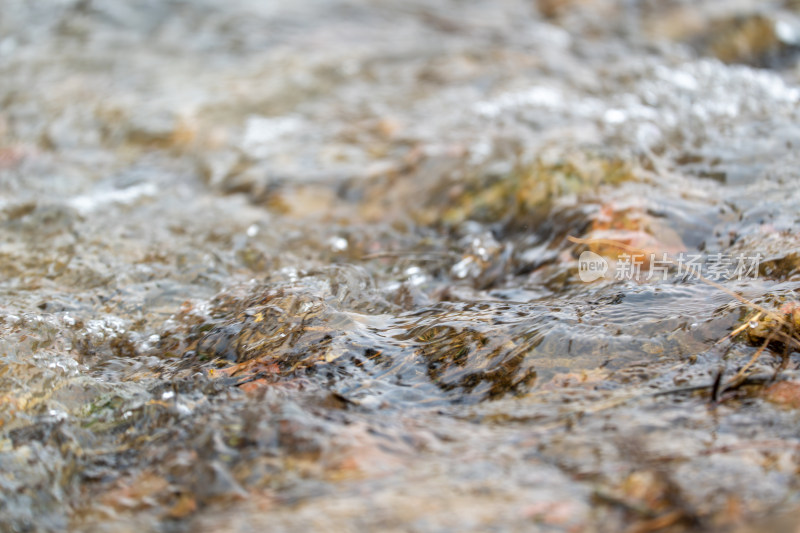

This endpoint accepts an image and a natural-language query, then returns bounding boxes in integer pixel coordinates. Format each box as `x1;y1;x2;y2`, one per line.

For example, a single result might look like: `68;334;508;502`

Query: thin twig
723;333;773;391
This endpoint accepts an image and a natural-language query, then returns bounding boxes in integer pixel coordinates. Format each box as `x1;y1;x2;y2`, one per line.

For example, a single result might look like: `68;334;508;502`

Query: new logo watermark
578;251;609;282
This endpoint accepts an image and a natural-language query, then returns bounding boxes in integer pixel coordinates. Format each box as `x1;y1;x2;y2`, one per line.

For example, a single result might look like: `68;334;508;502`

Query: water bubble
47;409;67;421
176;402;192;416
603;109;627;124
405;266;427;286
329;236;349;252
452;257;475;279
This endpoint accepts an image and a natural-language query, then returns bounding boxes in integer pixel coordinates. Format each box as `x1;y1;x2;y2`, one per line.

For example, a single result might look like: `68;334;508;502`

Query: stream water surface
3;1;800;531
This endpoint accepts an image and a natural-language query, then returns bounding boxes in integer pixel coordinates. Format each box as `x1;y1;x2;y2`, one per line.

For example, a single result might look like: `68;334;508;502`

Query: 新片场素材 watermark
578;251;761;282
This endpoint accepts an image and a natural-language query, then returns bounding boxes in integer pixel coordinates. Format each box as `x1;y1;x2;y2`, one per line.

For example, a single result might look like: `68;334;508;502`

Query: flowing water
3;1;800;531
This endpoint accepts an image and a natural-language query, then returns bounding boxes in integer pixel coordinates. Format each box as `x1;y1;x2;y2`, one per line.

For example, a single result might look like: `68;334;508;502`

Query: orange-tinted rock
763;380;800;409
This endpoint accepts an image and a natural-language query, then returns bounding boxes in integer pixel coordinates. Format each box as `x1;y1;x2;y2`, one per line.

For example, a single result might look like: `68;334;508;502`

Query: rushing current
3;1;800;531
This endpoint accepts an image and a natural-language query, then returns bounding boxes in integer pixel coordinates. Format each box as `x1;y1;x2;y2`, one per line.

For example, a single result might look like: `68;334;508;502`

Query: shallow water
3;0;800;531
